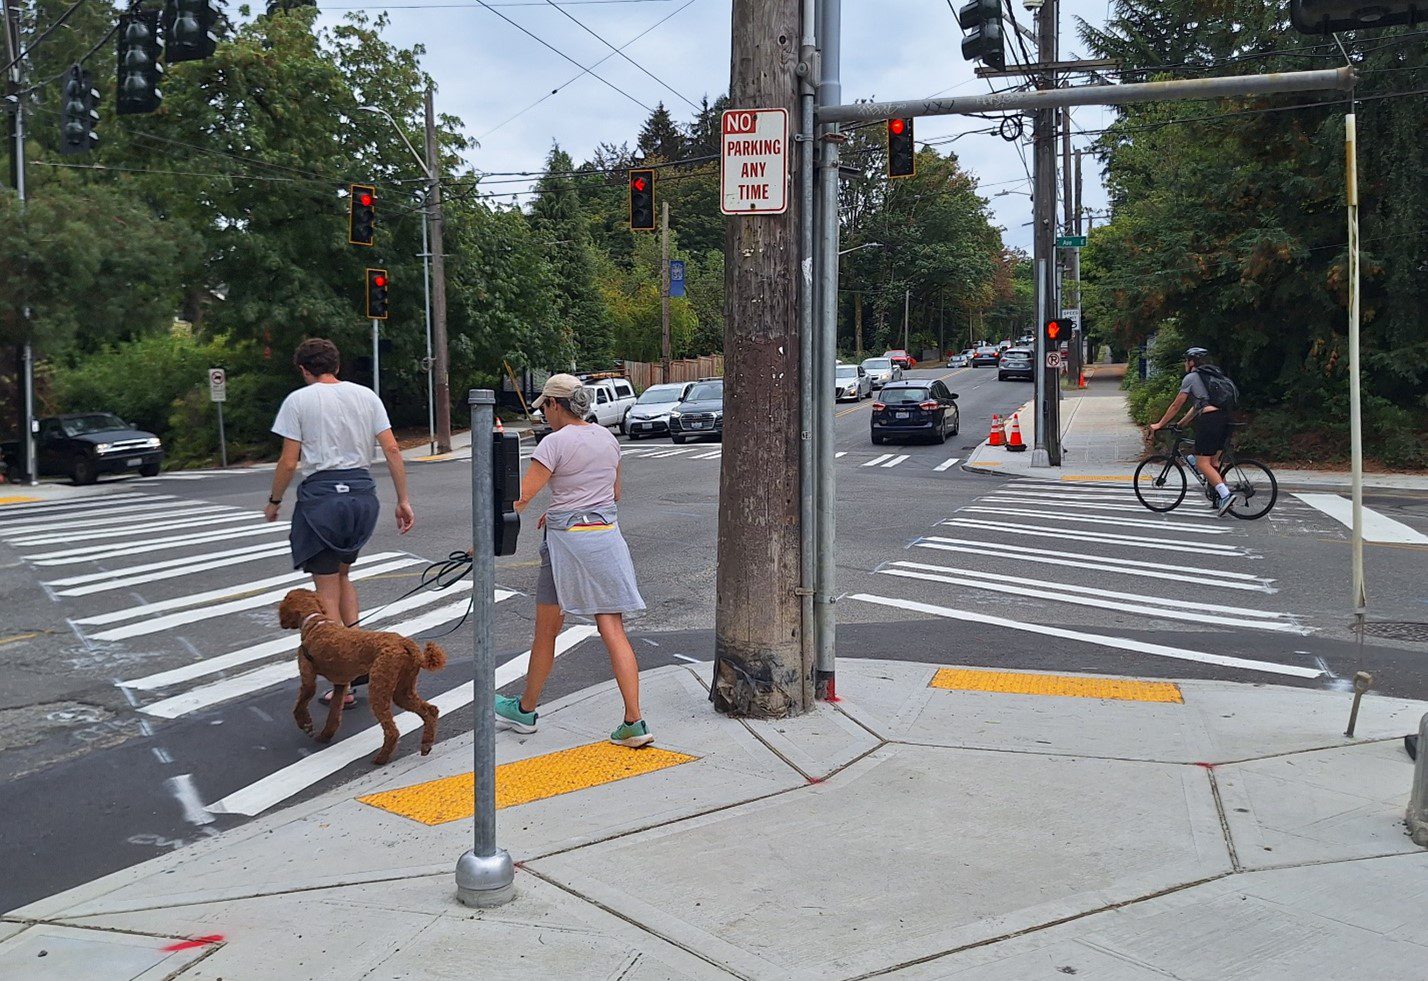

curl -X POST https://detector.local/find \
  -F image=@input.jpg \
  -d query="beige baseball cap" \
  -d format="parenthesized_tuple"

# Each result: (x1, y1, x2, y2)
(532, 373, 583, 409)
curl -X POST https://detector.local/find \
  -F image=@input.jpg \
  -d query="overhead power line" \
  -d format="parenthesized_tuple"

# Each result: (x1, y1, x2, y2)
(541, 0, 700, 110)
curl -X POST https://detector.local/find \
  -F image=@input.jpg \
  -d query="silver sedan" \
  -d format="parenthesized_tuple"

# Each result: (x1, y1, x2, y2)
(836, 363, 872, 401)
(860, 356, 902, 389)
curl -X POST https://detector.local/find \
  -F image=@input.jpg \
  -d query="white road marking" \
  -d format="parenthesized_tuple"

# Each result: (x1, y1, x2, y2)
(138, 592, 511, 719)
(51, 544, 291, 597)
(0, 501, 233, 535)
(940, 518, 1243, 556)
(151, 747, 173, 764)
(647, 448, 698, 459)
(27, 523, 290, 565)
(134, 473, 213, 481)
(835, 452, 848, 459)
(0, 493, 172, 518)
(673, 654, 699, 663)
(983, 495, 1220, 520)
(1294, 493, 1428, 545)
(884, 561, 1303, 631)
(121, 584, 481, 691)
(962, 505, 1233, 534)
(914, 537, 1274, 591)
(45, 541, 291, 588)
(934, 457, 961, 472)
(863, 454, 893, 467)
(881, 454, 910, 468)
(87, 557, 421, 642)
(203, 625, 600, 817)
(692, 450, 723, 460)
(847, 593, 1322, 679)
(13, 510, 261, 547)
(166, 774, 215, 825)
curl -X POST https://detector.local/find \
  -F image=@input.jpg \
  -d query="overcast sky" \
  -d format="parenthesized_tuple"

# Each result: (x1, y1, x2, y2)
(322, 0, 1118, 250)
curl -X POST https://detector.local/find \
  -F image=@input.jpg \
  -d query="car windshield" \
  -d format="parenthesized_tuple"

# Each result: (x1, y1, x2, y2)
(863, 358, 892, 369)
(836, 365, 859, 378)
(880, 387, 929, 405)
(637, 385, 684, 404)
(685, 382, 723, 401)
(1002, 351, 1030, 360)
(61, 414, 128, 436)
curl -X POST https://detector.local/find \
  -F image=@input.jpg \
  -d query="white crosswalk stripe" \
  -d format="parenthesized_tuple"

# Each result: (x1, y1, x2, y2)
(960, 505, 1232, 534)
(27, 522, 290, 565)
(940, 517, 1243, 556)
(13, 510, 262, 547)
(934, 457, 960, 472)
(0, 493, 175, 518)
(47, 542, 292, 596)
(863, 453, 893, 468)
(880, 454, 910, 468)
(0, 504, 239, 537)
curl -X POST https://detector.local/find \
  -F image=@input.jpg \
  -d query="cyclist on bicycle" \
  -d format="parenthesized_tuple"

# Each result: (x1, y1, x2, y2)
(1149, 347, 1239, 516)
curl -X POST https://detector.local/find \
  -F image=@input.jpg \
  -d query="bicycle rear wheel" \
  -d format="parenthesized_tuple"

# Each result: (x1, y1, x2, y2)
(1133, 455, 1187, 512)
(1226, 459, 1277, 520)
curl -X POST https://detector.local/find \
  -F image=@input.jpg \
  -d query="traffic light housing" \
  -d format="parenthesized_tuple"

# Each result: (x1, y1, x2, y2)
(957, 0, 1005, 71)
(1044, 318, 1064, 348)
(366, 268, 389, 320)
(163, 0, 221, 63)
(1291, 0, 1425, 32)
(60, 66, 99, 156)
(628, 168, 655, 231)
(349, 183, 376, 247)
(116, 11, 164, 116)
(887, 117, 915, 178)
(492, 431, 521, 556)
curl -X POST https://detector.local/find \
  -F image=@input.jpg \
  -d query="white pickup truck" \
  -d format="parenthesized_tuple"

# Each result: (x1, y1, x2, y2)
(582, 378, 637, 429)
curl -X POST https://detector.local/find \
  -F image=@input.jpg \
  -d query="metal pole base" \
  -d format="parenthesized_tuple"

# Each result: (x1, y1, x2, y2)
(1029, 448, 1051, 468)
(455, 848, 515, 907)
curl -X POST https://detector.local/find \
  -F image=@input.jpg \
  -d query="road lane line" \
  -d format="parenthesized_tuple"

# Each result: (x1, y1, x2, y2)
(847, 593, 1322, 679)
(940, 518, 1244, 556)
(1294, 493, 1428, 545)
(52, 544, 291, 596)
(863, 454, 893, 467)
(12, 510, 261, 547)
(914, 538, 1273, 591)
(88, 558, 421, 642)
(203, 625, 600, 817)
(45, 541, 291, 588)
(962, 505, 1233, 534)
(26, 523, 290, 565)
(881, 454, 910, 468)
(139, 592, 512, 718)
(934, 457, 960, 472)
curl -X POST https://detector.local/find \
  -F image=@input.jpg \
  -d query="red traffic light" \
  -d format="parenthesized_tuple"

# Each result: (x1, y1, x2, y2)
(631, 176, 647, 192)
(1046, 320, 1061, 340)
(889, 118, 906, 135)
(372, 274, 387, 288)
(359, 192, 373, 206)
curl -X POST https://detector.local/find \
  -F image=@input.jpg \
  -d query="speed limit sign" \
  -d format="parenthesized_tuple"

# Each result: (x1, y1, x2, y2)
(1046, 352, 1063, 369)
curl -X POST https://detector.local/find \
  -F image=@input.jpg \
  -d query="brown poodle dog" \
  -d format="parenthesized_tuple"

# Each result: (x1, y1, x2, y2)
(278, 588, 447, 765)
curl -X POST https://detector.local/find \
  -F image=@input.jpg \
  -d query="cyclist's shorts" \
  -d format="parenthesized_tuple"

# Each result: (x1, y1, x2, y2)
(1193, 410, 1230, 454)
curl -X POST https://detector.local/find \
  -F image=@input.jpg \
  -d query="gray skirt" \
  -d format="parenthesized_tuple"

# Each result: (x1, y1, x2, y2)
(536, 506, 646, 616)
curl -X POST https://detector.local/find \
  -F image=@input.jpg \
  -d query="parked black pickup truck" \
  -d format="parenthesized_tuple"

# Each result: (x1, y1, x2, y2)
(2, 413, 165, 484)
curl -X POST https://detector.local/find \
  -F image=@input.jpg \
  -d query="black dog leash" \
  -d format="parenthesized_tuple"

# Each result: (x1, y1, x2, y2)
(348, 550, 473, 630)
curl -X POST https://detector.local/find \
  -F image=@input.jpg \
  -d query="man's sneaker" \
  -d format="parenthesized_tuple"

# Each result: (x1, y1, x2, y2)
(494, 695, 537, 733)
(1216, 492, 1237, 517)
(610, 719, 655, 748)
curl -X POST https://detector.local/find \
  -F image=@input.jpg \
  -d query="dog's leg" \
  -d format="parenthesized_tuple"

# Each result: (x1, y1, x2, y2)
(316, 681, 348, 743)
(394, 682, 440, 756)
(368, 680, 398, 765)
(294, 649, 317, 736)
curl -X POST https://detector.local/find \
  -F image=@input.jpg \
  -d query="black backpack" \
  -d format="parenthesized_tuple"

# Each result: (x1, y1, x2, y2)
(1195, 365, 1239, 410)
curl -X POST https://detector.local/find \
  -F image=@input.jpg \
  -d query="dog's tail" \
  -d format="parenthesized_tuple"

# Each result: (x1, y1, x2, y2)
(420, 642, 447, 671)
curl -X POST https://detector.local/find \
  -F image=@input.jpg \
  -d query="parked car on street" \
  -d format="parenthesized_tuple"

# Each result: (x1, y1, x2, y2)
(883, 349, 917, 369)
(860, 356, 902, 388)
(998, 347, 1035, 382)
(835, 363, 872, 401)
(871, 380, 959, 445)
(23, 413, 165, 484)
(583, 377, 637, 429)
(622, 382, 693, 439)
(946, 350, 973, 368)
(668, 379, 723, 444)
(971, 346, 1001, 367)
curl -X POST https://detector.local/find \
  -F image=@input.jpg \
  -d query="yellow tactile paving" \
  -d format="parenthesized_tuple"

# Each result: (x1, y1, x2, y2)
(0, 496, 41, 505)
(358, 741, 698, 825)
(929, 668, 1183, 704)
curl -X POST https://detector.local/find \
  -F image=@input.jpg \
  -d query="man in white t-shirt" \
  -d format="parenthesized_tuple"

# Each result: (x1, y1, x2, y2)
(265, 339, 414, 705)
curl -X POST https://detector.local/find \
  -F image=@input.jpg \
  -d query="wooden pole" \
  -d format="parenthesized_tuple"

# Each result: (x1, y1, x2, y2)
(661, 202, 671, 384)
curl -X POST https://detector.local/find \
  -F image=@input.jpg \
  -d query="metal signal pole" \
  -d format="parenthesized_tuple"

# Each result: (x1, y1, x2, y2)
(4, 0, 35, 486)
(1031, 0, 1062, 467)
(424, 86, 452, 454)
(661, 201, 671, 379)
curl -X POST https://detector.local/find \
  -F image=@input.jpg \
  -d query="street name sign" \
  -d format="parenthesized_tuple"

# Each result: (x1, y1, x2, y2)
(1055, 235, 1087, 248)
(208, 367, 227, 403)
(720, 108, 789, 215)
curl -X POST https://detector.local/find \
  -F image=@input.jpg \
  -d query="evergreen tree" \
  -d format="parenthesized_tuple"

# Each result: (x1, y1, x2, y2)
(636, 102, 685, 162)
(530, 144, 612, 364)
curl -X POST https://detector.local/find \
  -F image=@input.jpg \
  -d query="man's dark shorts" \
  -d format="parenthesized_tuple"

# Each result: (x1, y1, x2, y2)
(302, 550, 345, 576)
(1193, 410, 1230, 455)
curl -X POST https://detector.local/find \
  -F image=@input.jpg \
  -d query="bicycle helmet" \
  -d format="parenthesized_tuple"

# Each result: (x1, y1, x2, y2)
(1184, 346, 1210, 366)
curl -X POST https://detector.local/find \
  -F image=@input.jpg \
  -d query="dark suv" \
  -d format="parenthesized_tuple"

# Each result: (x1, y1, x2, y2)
(668, 380, 723, 444)
(871, 380, 959, 444)
(998, 347, 1034, 382)
(34, 413, 165, 484)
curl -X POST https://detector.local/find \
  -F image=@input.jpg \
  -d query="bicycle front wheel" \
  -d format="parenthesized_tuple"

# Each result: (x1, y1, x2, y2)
(1226, 459, 1278, 520)
(1134, 455, 1187, 512)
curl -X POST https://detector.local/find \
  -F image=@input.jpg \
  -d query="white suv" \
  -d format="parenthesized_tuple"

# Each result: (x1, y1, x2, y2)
(582, 378, 637, 429)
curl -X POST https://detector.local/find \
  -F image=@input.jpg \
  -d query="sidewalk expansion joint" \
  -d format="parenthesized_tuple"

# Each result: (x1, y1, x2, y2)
(1204, 766, 1243, 872)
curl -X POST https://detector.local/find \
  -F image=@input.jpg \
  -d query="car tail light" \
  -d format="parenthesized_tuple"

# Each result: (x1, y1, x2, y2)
(872, 402, 885, 411)
(919, 400, 939, 411)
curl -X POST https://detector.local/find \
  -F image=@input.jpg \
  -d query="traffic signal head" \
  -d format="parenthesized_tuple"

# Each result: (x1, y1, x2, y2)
(887, 117, 915, 178)
(349, 184, 376, 247)
(1291, 0, 1425, 32)
(116, 11, 165, 116)
(163, 0, 221, 63)
(1045, 319, 1062, 344)
(366, 268, 389, 320)
(60, 66, 100, 156)
(628, 168, 655, 231)
(957, 0, 1005, 71)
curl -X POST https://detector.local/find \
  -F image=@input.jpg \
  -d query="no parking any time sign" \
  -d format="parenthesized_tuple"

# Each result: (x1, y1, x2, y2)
(720, 108, 789, 215)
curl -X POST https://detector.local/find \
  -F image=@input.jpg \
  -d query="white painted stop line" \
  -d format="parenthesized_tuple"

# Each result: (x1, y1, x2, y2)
(1294, 493, 1428, 545)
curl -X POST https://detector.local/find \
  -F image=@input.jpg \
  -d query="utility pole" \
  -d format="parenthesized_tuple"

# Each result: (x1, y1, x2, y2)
(1061, 109, 1079, 384)
(424, 86, 452, 454)
(902, 288, 910, 353)
(854, 291, 863, 361)
(1030, 0, 1062, 466)
(713, 0, 812, 716)
(1072, 148, 1084, 371)
(4, 0, 34, 487)
(660, 201, 671, 381)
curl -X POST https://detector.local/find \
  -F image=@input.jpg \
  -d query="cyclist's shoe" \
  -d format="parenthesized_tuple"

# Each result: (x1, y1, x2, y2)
(1216, 492, 1237, 517)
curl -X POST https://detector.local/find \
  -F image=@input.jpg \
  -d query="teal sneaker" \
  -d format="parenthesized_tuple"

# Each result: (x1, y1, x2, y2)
(610, 719, 654, 748)
(494, 695, 537, 733)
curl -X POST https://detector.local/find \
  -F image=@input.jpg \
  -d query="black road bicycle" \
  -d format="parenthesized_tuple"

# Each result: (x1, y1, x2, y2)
(1133, 424, 1278, 519)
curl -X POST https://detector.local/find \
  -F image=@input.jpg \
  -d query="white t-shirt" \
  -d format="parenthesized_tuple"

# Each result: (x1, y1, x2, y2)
(271, 381, 392, 477)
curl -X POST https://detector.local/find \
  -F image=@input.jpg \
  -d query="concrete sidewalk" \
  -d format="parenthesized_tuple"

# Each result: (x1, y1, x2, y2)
(404, 419, 537, 464)
(5, 656, 1426, 979)
(966, 366, 1428, 492)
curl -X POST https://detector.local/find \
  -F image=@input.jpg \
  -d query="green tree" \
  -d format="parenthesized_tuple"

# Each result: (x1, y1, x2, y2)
(530, 144, 611, 364)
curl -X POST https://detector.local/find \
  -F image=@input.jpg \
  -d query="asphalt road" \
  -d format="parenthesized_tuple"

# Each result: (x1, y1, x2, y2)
(3, 364, 1427, 912)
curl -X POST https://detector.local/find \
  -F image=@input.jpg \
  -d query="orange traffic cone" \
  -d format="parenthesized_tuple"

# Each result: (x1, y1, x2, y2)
(1078, 371, 1087, 389)
(1006, 413, 1027, 452)
(988, 414, 1005, 447)
(495, 417, 505, 433)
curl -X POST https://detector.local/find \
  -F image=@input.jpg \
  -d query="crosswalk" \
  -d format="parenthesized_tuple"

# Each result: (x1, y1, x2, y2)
(848, 478, 1330, 680)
